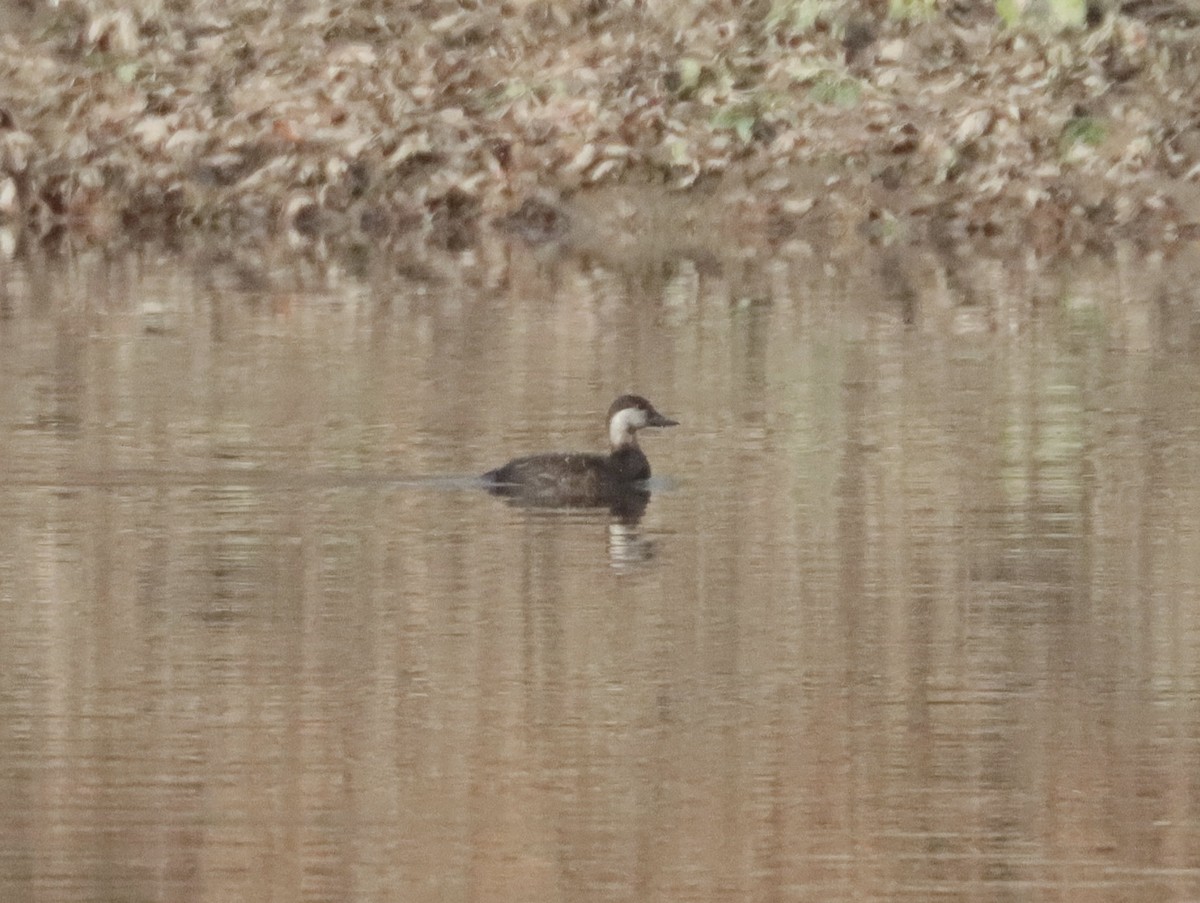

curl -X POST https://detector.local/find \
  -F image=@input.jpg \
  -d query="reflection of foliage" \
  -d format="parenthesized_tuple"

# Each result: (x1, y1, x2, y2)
(1059, 294, 1108, 340)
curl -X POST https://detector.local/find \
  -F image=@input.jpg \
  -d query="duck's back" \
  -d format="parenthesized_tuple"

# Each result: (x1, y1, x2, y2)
(483, 447, 650, 503)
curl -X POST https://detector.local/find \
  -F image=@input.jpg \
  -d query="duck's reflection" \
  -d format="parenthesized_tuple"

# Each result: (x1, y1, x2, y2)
(484, 483, 659, 571)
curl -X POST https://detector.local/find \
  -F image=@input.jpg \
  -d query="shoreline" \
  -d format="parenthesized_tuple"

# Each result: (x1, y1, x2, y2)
(2, 1, 1199, 258)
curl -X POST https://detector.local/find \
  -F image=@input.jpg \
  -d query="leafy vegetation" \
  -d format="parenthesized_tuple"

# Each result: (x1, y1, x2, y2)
(1060, 115, 1107, 155)
(0, 0, 1196, 258)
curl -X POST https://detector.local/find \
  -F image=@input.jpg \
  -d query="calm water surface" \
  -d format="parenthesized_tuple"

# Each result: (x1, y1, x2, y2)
(2, 247, 1200, 902)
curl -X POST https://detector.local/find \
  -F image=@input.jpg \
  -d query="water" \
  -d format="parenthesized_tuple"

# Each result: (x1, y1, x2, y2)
(2, 245, 1199, 902)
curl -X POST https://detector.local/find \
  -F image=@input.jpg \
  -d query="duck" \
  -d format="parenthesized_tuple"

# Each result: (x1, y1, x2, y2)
(482, 394, 678, 507)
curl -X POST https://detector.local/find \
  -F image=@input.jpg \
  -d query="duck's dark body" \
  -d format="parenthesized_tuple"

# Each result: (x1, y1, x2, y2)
(483, 446, 651, 503)
(481, 395, 676, 510)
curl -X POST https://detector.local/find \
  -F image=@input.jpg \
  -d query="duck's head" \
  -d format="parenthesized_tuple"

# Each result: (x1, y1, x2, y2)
(607, 395, 678, 449)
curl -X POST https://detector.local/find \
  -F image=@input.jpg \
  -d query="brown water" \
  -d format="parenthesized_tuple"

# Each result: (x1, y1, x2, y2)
(2, 245, 1199, 903)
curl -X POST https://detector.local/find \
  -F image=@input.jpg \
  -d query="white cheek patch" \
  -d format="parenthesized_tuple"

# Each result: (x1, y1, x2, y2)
(609, 406, 648, 446)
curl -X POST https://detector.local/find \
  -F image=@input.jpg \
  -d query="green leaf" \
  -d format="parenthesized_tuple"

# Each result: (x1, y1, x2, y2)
(808, 74, 861, 107)
(1060, 115, 1105, 153)
(889, 0, 935, 21)
(1049, 0, 1086, 25)
(768, 0, 838, 32)
(678, 58, 704, 92)
(996, 0, 1086, 27)
(995, 0, 1021, 25)
(712, 105, 759, 143)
